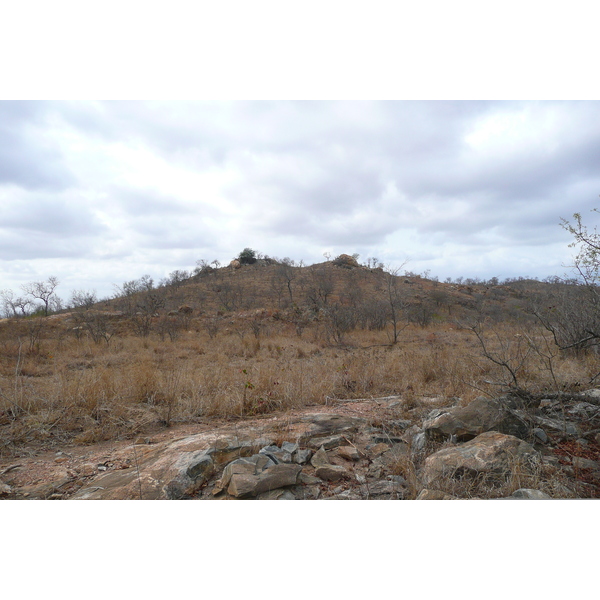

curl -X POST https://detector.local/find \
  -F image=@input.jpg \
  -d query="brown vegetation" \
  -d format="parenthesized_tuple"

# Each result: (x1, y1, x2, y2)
(1, 259, 597, 462)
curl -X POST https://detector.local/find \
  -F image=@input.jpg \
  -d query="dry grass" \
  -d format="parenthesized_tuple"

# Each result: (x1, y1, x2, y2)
(1, 311, 598, 457)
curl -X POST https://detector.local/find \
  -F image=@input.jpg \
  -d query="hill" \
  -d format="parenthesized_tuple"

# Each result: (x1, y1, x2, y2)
(1, 256, 599, 499)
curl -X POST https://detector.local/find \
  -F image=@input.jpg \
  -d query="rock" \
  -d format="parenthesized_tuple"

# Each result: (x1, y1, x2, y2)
(420, 431, 540, 488)
(164, 451, 216, 499)
(337, 446, 360, 461)
(27, 475, 78, 499)
(332, 253, 360, 268)
(371, 435, 405, 445)
(133, 436, 152, 445)
(257, 489, 296, 500)
(213, 457, 262, 494)
(366, 479, 407, 498)
(510, 488, 552, 499)
(298, 472, 321, 485)
(314, 464, 350, 482)
(281, 441, 298, 454)
(227, 464, 302, 498)
(366, 443, 390, 458)
(329, 489, 361, 500)
(259, 445, 293, 463)
(571, 456, 600, 471)
(416, 489, 456, 500)
(207, 438, 257, 465)
(77, 463, 97, 477)
(308, 435, 346, 450)
(411, 431, 427, 452)
(73, 431, 230, 499)
(186, 453, 216, 481)
(423, 396, 530, 442)
(579, 389, 600, 405)
(293, 448, 313, 464)
(301, 413, 364, 438)
(532, 428, 548, 444)
(567, 402, 600, 418)
(388, 419, 412, 431)
(310, 447, 331, 469)
(529, 415, 581, 438)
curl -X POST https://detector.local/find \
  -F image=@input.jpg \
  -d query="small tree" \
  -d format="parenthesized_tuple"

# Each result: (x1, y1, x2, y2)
(532, 207, 600, 355)
(238, 248, 257, 265)
(384, 265, 409, 343)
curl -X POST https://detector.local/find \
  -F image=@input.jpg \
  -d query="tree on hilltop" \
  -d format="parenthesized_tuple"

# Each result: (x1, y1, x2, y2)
(238, 248, 258, 265)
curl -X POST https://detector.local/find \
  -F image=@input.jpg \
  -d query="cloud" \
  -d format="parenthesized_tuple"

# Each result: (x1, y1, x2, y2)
(0, 102, 75, 190)
(1, 100, 600, 299)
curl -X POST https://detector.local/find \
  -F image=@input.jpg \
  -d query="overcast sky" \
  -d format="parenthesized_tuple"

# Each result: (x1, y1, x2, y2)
(1, 100, 599, 301)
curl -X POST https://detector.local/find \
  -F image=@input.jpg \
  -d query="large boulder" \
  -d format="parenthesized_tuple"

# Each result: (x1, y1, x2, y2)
(423, 396, 530, 442)
(332, 254, 360, 268)
(420, 431, 540, 489)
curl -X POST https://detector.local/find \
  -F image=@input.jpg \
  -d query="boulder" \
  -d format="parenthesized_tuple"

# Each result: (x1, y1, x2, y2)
(423, 396, 530, 442)
(420, 431, 540, 488)
(332, 254, 360, 268)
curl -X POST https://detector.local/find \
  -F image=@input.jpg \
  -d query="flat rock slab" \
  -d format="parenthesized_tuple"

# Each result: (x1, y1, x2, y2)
(301, 414, 364, 438)
(227, 464, 302, 498)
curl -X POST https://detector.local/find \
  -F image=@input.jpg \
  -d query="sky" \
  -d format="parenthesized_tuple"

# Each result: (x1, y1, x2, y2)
(1, 2, 599, 306)
(2, 99, 599, 302)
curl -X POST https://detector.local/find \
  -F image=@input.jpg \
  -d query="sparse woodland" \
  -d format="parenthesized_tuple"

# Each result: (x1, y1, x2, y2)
(1, 225, 600, 499)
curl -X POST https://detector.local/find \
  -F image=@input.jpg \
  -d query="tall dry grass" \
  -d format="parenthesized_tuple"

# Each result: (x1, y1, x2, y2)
(1, 314, 598, 456)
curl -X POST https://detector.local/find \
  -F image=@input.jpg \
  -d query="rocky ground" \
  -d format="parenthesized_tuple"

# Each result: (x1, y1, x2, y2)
(2, 391, 600, 500)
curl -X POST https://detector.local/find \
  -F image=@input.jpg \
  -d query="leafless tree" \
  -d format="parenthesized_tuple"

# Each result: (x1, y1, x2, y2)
(21, 276, 60, 317)
(1, 289, 33, 317)
(305, 265, 334, 310)
(274, 258, 298, 306)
